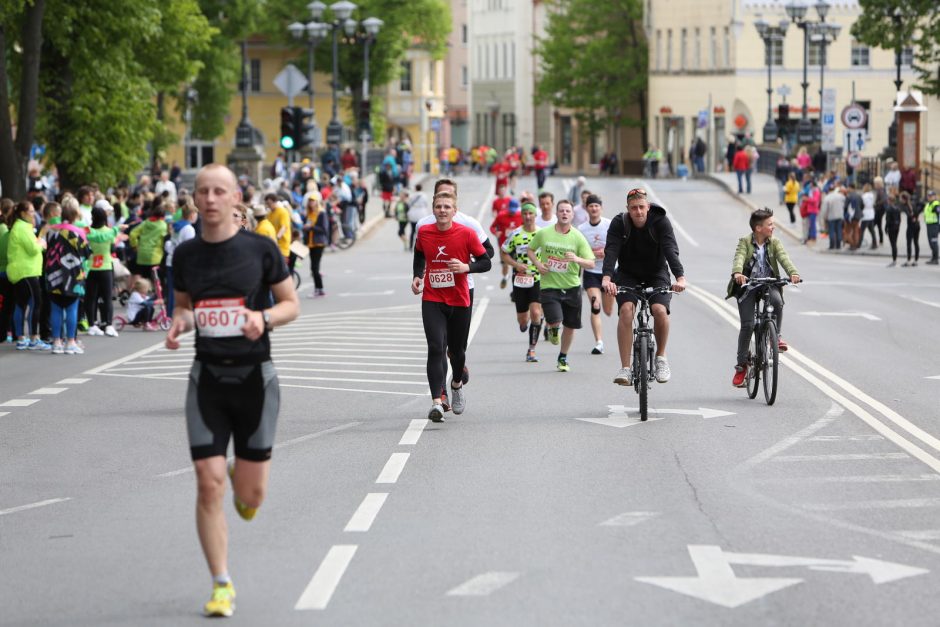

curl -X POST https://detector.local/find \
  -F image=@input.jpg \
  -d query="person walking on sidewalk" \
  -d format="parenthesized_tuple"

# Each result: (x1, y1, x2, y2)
(843, 183, 862, 249)
(733, 145, 752, 194)
(784, 172, 800, 224)
(859, 183, 878, 249)
(873, 176, 887, 246)
(799, 179, 820, 244)
(900, 191, 922, 266)
(924, 190, 939, 265)
(885, 188, 902, 267)
(820, 185, 845, 250)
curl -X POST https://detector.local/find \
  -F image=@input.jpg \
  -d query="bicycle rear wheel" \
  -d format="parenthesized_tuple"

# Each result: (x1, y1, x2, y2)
(636, 334, 649, 421)
(746, 332, 760, 399)
(762, 320, 779, 405)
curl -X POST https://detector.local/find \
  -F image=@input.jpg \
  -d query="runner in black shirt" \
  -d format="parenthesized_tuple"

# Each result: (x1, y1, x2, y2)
(166, 164, 299, 618)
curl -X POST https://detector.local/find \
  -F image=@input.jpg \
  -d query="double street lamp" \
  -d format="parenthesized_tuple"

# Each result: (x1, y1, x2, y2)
(755, 17, 789, 143)
(785, 0, 835, 145)
(288, 12, 330, 149)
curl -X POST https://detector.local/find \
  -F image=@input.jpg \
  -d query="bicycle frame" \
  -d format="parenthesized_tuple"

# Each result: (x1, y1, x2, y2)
(743, 277, 792, 405)
(617, 284, 672, 421)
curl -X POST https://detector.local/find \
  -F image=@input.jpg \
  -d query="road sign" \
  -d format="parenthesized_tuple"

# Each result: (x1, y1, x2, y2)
(326, 120, 343, 145)
(841, 103, 867, 129)
(273, 65, 308, 100)
(776, 84, 791, 101)
(821, 88, 837, 151)
(844, 129, 866, 153)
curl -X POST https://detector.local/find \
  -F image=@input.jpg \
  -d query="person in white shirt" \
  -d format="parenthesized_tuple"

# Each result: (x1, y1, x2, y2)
(578, 195, 613, 355)
(536, 191, 557, 229)
(860, 183, 878, 250)
(883, 162, 901, 192)
(572, 188, 590, 227)
(154, 170, 178, 205)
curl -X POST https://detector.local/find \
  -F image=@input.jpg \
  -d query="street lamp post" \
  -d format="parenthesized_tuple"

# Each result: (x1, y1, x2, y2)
(288, 13, 329, 153)
(815, 22, 841, 105)
(786, 0, 832, 146)
(755, 17, 789, 144)
(308, 0, 357, 147)
(888, 7, 904, 155)
(358, 17, 384, 169)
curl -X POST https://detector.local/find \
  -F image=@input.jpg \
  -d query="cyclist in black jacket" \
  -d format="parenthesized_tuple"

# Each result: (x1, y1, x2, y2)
(602, 187, 686, 386)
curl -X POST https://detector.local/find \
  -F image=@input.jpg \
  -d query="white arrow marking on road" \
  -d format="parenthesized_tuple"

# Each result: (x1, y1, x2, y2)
(577, 405, 735, 428)
(926, 375, 940, 380)
(447, 572, 520, 596)
(636, 545, 802, 609)
(600, 511, 661, 527)
(637, 545, 928, 607)
(338, 290, 394, 297)
(799, 311, 881, 321)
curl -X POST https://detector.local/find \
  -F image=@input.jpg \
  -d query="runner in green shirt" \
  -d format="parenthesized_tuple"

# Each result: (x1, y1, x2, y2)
(526, 199, 595, 371)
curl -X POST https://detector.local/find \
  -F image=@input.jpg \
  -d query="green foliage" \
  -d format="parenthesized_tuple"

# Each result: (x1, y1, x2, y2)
(535, 0, 648, 140)
(852, 0, 940, 96)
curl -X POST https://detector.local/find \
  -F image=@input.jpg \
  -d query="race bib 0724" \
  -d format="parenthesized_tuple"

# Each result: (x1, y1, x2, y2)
(194, 298, 246, 338)
(513, 274, 535, 288)
(546, 256, 569, 273)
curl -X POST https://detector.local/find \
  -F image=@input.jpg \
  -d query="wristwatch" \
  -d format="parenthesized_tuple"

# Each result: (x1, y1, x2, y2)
(262, 310, 273, 332)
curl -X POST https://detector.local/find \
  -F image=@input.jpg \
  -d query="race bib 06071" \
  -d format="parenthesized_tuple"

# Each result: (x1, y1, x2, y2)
(428, 271, 456, 288)
(513, 274, 535, 288)
(194, 298, 246, 338)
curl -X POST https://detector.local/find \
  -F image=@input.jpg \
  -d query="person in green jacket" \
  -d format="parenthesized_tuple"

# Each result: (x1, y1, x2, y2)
(86, 206, 127, 336)
(7, 200, 50, 350)
(727, 208, 800, 387)
(128, 201, 168, 286)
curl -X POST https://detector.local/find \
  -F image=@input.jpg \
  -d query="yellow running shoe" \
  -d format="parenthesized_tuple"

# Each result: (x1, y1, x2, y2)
(228, 461, 258, 522)
(204, 582, 236, 617)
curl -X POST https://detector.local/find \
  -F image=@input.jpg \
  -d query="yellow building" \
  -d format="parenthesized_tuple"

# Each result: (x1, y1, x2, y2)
(381, 48, 445, 174)
(646, 0, 939, 174)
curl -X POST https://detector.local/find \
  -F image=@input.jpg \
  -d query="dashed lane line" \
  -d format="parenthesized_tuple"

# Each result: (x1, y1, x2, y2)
(0, 497, 71, 516)
(294, 545, 358, 611)
(343, 493, 389, 532)
(375, 453, 410, 484)
(29, 388, 67, 395)
(399, 419, 428, 446)
(55, 378, 89, 385)
(446, 572, 521, 597)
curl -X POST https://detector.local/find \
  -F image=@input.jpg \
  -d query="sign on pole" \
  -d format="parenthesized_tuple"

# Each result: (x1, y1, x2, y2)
(821, 88, 837, 151)
(847, 151, 862, 169)
(843, 129, 865, 153)
(841, 103, 867, 130)
(273, 65, 309, 106)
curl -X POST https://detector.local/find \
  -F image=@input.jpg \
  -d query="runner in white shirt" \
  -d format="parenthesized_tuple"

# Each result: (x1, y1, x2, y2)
(536, 191, 557, 229)
(577, 194, 614, 355)
(572, 188, 591, 227)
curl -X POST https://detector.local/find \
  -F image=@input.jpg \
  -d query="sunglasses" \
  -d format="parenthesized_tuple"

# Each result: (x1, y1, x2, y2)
(627, 188, 647, 198)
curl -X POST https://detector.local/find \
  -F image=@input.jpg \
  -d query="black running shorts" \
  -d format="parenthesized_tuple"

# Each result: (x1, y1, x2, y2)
(512, 282, 541, 313)
(186, 360, 280, 461)
(540, 287, 582, 329)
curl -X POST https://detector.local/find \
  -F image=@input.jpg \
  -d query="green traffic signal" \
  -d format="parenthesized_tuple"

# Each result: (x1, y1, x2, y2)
(280, 134, 295, 150)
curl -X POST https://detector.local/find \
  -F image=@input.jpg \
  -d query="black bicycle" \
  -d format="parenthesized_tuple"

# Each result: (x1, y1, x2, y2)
(742, 277, 796, 406)
(617, 285, 673, 422)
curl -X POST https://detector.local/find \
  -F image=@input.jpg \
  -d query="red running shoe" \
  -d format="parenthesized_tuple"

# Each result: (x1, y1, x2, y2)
(778, 338, 788, 352)
(732, 364, 747, 388)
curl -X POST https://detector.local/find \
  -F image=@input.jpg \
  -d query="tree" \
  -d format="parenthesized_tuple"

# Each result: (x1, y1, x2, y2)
(0, 0, 212, 194)
(852, 0, 940, 97)
(535, 0, 648, 153)
(259, 0, 450, 134)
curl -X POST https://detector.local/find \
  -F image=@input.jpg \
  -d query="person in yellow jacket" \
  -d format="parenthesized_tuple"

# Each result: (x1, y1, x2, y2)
(263, 193, 292, 262)
(783, 172, 800, 224)
(252, 205, 277, 242)
(301, 192, 329, 297)
(128, 202, 168, 292)
(6, 201, 49, 350)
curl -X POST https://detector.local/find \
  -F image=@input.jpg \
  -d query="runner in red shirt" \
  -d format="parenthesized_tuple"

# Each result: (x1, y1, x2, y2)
(412, 191, 491, 422)
(533, 145, 549, 190)
(490, 198, 522, 289)
(491, 159, 512, 195)
(506, 149, 521, 193)
(491, 184, 511, 216)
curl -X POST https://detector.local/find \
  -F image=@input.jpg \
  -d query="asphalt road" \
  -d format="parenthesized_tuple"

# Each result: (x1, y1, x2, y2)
(1, 173, 939, 626)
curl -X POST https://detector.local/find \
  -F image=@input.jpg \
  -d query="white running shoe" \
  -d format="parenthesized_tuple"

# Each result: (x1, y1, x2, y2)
(87, 325, 104, 336)
(654, 356, 671, 383)
(104, 325, 119, 337)
(591, 341, 604, 355)
(613, 367, 632, 386)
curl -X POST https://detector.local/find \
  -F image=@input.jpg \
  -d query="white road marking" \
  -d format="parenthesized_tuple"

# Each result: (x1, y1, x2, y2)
(927, 375, 940, 381)
(0, 399, 41, 407)
(280, 383, 426, 396)
(599, 511, 661, 527)
(578, 404, 734, 427)
(0, 412, 8, 418)
(806, 435, 884, 442)
(84, 334, 192, 375)
(280, 375, 426, 386)
(29, 388, 67, 395)
(399, 419, 428, 446)
(446, 572, 520, 596)
(56, 378, 89, 385)
(896, 530, 940, 540)
(771, 453, 909, 462)
(803, 498, 940, 511)
(344, 493, 389, 532)
(376, 452, 410, 484)
(467, 297, 490, 346)
(338, 290, 395, 297)
(686, 284, 940, 474)
(294, 545, 358, 610)
(157, 423, 360, 478)
(476, 189, 496, 224)
(0, 497, 71, 516)
(902, 295, 940, 309)
(739, 405, 841, 468)
(799, 311, 881, 321)
(277, 367, 425, 376)
(755, 474, 940, 484)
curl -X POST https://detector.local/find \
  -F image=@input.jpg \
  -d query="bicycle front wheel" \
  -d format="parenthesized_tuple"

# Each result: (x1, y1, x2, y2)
(762, 320, 779, 405)
(746, 332, 760, 399)
(636, 334, 649, 421)
(335, 236, 355, 250)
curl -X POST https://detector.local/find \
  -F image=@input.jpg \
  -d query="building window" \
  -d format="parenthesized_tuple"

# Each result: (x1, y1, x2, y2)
(766, 38, 783, 67)
(710, 26, 717, 69)
(680, 28, 687, 70)
(666, 29, 673, 71)
(560, 116, 573, 165)
(510, 42, 515, 78)
(461, 24, 468, 44)
(693, 27, 701, 70)
(186, 142, 215, 169)
(901, 46, 914, 67)
(484, 43, 490, 78)
(655, 30, 662, 71)
(502, 112, 516, 149)
(723, 26, 730, 68)
(462, 65, 468, 87)
(400, 60, 412, 91)
(239, 59, 261, 93)
(851, 40, 870, 67)
(808, 40, 824, 66)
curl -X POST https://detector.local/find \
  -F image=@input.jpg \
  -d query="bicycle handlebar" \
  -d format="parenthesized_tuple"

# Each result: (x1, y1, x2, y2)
(615, 285, 675, 296)
(744, 277, 802, 287)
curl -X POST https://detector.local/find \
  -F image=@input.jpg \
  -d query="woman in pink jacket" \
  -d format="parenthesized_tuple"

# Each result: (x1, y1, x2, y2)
(799, 179, 821, 244)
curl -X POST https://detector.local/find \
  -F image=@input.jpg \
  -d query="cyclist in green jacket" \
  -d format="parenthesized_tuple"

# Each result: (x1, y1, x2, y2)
(727, 208, 800, 387)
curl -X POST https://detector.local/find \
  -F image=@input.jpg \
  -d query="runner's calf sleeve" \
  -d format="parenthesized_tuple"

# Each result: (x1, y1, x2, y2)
(529, 322, 541, 347)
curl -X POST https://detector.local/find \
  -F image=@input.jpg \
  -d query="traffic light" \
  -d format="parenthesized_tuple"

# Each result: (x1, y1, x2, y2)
(778, 103, 789, 124)
(292, 107, 315, 151)
(280, 106, 295, 151)
(358, 99, 372, 133)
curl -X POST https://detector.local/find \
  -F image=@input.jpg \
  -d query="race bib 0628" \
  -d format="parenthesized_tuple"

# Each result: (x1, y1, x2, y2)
(513, 274, 535, 288)
(428, 271, 456, 289)
(546, 256, 569, 273)
(194, 298, 246, 338)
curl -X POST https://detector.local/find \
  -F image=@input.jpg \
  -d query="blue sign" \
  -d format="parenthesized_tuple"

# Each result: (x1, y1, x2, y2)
(823, 114, 835, 125)
(430, 118, 441, 132)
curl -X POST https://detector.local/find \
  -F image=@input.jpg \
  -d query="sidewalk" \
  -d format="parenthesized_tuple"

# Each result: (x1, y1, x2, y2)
(705, 171, 893, 258)
(357, 172, 432, 239)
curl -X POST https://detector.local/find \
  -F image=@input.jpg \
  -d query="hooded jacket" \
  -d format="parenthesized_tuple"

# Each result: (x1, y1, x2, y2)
(45, 224, 91, 297)
(602, 203, 684, 283)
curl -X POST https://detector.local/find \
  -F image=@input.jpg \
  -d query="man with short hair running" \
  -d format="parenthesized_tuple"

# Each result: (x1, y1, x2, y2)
(412, 191, 491, 421)
(526, 199, 595, 372)
(501, 201, 543, 362)
(602, 187, 685, 386)
(167, 164, 300, 618)
(536, 191, 557, 228)
(577, 194, 613, 355)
